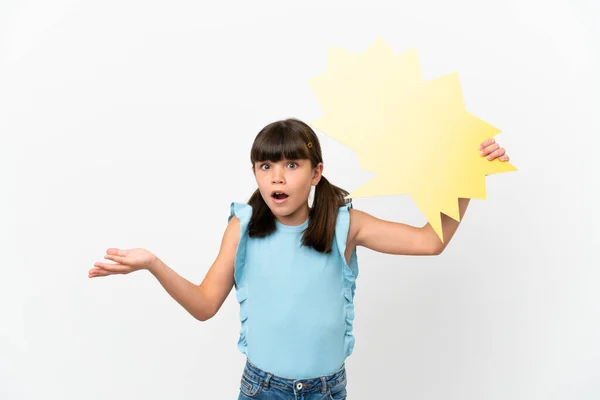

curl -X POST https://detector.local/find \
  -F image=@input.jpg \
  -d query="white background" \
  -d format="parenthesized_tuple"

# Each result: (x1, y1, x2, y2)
(1, 0, 598, 399)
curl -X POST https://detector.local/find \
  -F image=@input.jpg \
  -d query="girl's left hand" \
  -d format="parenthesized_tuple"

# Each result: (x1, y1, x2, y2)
(480, 138, 509, 162)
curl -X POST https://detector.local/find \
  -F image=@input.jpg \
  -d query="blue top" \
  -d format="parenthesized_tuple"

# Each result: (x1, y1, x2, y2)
(228, 202, 359, 379)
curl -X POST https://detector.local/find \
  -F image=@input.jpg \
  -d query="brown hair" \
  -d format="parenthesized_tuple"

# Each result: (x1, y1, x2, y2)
(247, 118, 350, 253)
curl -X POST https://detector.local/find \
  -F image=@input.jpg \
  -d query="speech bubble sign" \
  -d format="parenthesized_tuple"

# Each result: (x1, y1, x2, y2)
(309, 37, 516, 241)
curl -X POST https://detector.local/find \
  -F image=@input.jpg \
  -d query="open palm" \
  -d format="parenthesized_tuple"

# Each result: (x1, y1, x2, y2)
(89, 247, 157, 278)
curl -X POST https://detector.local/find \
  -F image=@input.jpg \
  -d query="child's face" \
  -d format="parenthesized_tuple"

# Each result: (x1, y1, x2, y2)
(253, 158, 323, 222)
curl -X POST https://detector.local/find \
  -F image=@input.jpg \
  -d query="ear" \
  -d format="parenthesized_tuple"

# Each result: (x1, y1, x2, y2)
(311, 162, 323, 186)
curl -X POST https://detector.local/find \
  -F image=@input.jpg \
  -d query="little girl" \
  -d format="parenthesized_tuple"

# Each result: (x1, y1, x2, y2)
(89, 118, 510, 399)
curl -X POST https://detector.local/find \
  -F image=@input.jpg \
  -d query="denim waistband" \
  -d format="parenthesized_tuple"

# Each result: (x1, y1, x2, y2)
(242, 359, 347, 394)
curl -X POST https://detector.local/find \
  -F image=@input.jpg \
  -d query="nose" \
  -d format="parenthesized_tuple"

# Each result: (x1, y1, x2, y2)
(271, 165, 285, 184)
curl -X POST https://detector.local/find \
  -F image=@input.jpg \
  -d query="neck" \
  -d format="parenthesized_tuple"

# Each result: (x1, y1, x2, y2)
(275, 203, 310, 226)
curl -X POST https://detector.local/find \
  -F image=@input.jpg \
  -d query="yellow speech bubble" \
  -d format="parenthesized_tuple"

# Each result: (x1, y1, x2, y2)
(309, 37, 516, 241)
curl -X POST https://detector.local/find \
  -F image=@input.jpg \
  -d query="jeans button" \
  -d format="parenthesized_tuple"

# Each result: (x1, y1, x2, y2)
(296, 382, 303, 390)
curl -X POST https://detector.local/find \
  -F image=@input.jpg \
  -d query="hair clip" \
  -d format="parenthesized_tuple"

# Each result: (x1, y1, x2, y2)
(307, 142, 313, 149)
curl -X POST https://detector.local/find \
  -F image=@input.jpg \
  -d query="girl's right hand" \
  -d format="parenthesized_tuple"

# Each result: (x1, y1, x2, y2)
(89, 248, 158, 278)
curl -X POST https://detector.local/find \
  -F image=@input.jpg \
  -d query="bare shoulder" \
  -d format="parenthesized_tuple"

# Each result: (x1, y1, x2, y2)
(224, 215, 241, 247)
(347, 208, 367, 248)
(196, 214, 241, 319)
(208, 215, 240, 274)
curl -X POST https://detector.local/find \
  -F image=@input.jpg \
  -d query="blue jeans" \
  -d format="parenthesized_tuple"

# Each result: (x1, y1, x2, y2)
(238, 359, 348, 400)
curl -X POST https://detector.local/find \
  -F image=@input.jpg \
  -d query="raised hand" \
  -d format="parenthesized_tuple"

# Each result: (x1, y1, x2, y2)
(89, 247, 158, 278)
(480, 138, 509, 161)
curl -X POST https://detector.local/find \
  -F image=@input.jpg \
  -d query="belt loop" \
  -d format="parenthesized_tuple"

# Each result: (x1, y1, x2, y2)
(320, 376, 328, 394)
(264, 373, 272, 389)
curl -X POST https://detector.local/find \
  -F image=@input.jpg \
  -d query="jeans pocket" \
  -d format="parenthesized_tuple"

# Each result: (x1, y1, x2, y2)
(240, 373, 263, 398)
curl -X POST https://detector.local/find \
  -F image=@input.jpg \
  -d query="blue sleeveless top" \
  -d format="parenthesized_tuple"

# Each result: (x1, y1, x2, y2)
(228, 202, 359, 379)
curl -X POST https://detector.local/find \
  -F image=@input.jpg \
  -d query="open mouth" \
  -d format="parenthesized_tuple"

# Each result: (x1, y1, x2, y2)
(271, 191, 289, 201)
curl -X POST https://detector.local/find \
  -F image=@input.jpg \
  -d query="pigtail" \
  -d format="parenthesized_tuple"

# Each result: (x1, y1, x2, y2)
(303, 176, 350, 253)
(247, 189, 277, 238)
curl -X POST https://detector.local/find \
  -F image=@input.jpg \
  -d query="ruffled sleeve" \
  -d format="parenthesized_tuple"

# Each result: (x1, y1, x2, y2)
(228, 202, 252, 355)
(334, 202, 359, 357)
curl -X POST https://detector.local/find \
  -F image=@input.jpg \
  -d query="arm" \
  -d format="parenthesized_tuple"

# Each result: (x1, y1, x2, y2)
(91, 217, 240, 320)
(91, 218, 239, 320)
(347, 137, 509, 257)
(348, 199, 468, 257)
(421, 198, 470, 254)
(147, 217, 239, 321)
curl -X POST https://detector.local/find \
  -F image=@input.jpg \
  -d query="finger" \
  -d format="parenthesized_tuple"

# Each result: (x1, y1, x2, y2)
(104, 254, 127, 265)
(94, 262, 130, 274)
(479, 138, 495, 150)
(89, 266, 114, 277)
(499, 154, 510, 162)
(89, 268, 113, 278)
(486, 147, 506, 161)
(480, 143, 499, 156)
